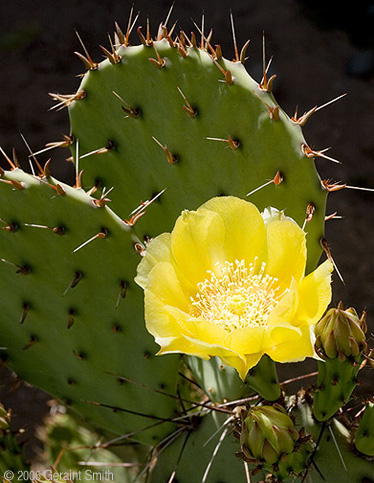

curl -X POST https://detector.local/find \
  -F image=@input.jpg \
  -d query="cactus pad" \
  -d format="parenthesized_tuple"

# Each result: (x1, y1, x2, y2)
(68, 37, 328, 274)
(0, 168, 179, 443)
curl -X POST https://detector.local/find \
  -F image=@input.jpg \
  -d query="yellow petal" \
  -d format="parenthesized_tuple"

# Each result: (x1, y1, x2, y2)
(220, 352, 263, 381)
(158, 332, 247, 368)
(267, 324, 302, 344)
(146, 261, 193, 311)
(187, 317, 230, 347)
(263, 218, 306, 288)
(265, 325, 315, 363)
(156, 336, 211, 360)
(135, 233, 173, 289)
(171, 208, 225, 286)
(267, 281, 298, 327)
(226, 326, 267, 354)
(296, 259, 333, 325)
(201, 196, 266, 264)
(145, 289, 230, 354)
(144, 291, 193, 338)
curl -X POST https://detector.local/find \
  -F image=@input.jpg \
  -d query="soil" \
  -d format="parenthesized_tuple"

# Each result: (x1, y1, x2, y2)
(0, 0, 373, 463)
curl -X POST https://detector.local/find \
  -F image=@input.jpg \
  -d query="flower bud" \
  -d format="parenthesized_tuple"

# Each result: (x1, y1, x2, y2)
(241, 406, 299, 465)
(314, 302, 366, 360)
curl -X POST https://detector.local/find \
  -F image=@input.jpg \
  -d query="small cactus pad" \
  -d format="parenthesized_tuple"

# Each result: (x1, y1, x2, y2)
(0, 168, 179, 443)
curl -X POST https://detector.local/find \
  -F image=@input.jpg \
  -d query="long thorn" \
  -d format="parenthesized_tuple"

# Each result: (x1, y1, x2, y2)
(328, 424, 347, 472)
(316, 93, 348, 113)
(75, 30, 98, 70)
(200, 11, 205, 48)
(148, 44, 165, 67)
(345, 184, 374, 192)
(85, 400, 188, 424)
(246, 171, 282, 196)
(163, 1, 175, 29)
(125, 5, 134, 45)
(49, 91, 86, 111)
(177, 86, 197, 118)
(134, 428, 184, 483)
(0, 146, 17, 170)
(112, 91, 140, 118)
(302, 144, 342, 164)
(80, 141, 114, 159)
(152, 136, 178, 164)
(190, 17, 216, 57)
(32, 135, 73, 157)
(320, 237, 345, 285)
(73, 230, 107, 253)
(167, 430, 191, 483)
(205, 136, 239, 149)
(240, 39, 250, 64)
(106, 372, 227, 414)
(19, 132, 44, 176)
(203, 415, 234, 447)
(292, 93, 347, 125)
(301, 422, 326, 483)
(230, 10, 239, 62)
(202, 426, 230, 483)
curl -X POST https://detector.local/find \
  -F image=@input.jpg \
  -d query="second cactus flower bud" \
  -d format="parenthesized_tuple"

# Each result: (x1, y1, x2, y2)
(314, 301, 367, 360)
(243, 405, 297, 464)
(234, 404, 311, 479)
(313, 302, 368, 421)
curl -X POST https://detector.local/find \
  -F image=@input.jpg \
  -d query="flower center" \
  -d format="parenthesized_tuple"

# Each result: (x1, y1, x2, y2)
(191, 259, 286, 332)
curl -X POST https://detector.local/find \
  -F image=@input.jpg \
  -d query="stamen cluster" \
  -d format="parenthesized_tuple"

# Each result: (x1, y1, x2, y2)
(191, 259, 285, 332)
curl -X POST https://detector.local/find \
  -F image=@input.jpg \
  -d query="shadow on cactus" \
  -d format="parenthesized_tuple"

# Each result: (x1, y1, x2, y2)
(0, 5, 373, 483)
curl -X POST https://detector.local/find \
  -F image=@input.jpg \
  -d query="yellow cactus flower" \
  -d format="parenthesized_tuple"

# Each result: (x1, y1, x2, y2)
(135, 196, 333, 380)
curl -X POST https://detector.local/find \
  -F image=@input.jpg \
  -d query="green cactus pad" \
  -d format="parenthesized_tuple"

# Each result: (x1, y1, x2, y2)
(68, 37, 327, 274)
(0, 168, 180, 443)
(313, 358, 360, 422)
(355, 402, 374, 457)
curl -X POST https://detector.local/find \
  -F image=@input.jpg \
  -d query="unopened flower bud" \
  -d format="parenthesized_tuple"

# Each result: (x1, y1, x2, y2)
(314, 302, 366, 360)
(241, 406, 299, 465)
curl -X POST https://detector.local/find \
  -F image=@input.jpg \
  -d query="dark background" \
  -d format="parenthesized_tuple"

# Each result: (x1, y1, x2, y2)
(0, 0, 373, 461)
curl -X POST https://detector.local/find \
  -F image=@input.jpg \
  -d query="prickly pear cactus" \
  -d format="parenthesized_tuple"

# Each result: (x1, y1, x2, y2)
(0, 8, 373, 483)
(0, 10, 326, 438)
